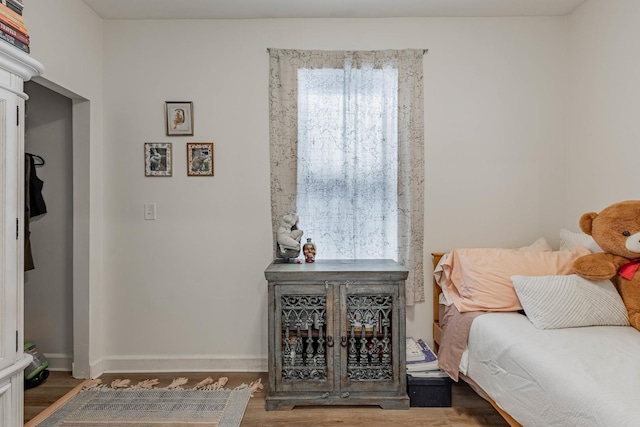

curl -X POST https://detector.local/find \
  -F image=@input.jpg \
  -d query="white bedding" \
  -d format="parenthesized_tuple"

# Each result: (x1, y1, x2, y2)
(466, 313, 640, 427)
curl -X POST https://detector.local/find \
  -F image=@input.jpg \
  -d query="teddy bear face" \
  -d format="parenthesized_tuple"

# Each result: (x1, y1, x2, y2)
(585, 201, 640, 259)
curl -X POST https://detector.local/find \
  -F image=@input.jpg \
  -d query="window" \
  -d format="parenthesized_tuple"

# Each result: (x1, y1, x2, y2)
(296, 67, 398, 259)
(268, 49, 425, 304)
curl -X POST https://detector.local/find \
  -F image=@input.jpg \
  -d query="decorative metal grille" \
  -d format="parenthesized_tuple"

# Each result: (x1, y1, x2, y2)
(281, 295, 327, 381)
(346, 294, 393, 381)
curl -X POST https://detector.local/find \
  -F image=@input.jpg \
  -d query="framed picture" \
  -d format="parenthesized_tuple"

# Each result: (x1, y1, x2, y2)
(165, 101, 194, 136)
(144, 142, 172, 177)
(187, 142, 214, 176)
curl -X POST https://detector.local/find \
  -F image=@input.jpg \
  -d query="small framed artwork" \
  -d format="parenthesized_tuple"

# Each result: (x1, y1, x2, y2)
(187, 142, 214, 176)
(165, 101, 194, 136)
(144, 142, 172, 177)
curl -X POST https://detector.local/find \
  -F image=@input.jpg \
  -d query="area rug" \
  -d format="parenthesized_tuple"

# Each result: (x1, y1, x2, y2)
(28, 377, 262, 427)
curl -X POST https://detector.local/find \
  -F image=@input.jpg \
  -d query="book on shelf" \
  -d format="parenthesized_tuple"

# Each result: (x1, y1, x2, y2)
(1, 0, 22, 15)
(0, 3, 25, 30)
(407, 358, 439, 372)
(0, 18, 28, 45)
(407, 369, 449, 378)
(406, 336, 437, 362)
(406, 337, 439, 371)
(0, 10, 25, 30)
(0, 14, 24, 32)
(0, 29, 28, 53)
(4, 1, 20, 16)
(3, 0, 24, 8)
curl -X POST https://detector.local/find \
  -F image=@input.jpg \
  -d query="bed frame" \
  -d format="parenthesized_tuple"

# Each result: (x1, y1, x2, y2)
(431, 253, 522, 427)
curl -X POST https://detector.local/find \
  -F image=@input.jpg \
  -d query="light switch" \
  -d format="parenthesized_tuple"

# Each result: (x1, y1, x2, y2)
(144, 203, 156, 220)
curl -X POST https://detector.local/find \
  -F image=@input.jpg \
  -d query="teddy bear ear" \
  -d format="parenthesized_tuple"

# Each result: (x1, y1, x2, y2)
(579, 212, 598, 235)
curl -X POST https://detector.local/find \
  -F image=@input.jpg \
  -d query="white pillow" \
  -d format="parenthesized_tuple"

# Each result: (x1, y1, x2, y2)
(519, 237, 552, 252)
(434, 252, 454, 306)
(559, 228, 602, 253)
(512, 274, 629, 329)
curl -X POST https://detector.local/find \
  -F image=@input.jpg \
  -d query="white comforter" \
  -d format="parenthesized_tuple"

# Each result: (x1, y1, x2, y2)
(466, 313, 640, 427)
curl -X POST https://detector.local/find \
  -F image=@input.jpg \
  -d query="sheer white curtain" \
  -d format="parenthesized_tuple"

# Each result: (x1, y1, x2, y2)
(297, 67, 398, 259)
(268, 49, 425, 305)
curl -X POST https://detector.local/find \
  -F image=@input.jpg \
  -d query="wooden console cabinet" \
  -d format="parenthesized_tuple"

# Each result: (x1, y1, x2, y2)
(264, 259, 409, 410)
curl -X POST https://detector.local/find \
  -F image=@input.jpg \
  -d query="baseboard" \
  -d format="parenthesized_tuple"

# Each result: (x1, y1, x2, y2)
(89, 358, 104, 379)
(43, 353, 73, 371)
(92, 355, 267, 375)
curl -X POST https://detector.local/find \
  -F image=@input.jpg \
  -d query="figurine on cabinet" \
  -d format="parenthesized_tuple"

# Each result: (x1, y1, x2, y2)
(303, 238, 316, 263)
(276, 214, 303, 259)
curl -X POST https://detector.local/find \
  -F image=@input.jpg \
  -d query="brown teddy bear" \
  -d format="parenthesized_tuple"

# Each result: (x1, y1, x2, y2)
(573, 200, 640, 331)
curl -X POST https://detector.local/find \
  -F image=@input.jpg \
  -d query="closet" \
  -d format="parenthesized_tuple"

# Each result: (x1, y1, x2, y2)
(0, 43, 43, 425)
(23, 81, 74, 374)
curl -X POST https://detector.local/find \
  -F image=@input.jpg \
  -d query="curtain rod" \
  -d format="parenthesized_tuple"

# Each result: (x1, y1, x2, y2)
(267, 48, 428, 53)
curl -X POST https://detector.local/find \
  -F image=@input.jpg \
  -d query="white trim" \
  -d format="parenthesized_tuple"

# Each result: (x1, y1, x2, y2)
(92, 355, 267, 375)
(89, 358, 104, 379)
(42, 353, 73, 372)
(0, 43, 44, 81)
(0, 382, 10, 395)
(0, 354, 32, 379)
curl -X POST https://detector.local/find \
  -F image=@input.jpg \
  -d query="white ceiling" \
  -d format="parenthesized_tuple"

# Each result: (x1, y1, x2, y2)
(80, 0, 587, 20)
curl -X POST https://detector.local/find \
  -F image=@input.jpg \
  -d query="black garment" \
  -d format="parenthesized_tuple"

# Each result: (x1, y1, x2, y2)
(24, 154, 47, 271)
(27, 154, 47, 217)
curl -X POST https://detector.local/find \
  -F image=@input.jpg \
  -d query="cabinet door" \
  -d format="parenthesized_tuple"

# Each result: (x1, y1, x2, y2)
(273, 284, 335, 393)
(0, 87, 19, 373)
(339, 282, 400, 392)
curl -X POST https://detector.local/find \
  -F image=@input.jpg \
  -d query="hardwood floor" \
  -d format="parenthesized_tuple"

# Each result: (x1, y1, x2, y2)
(24, 371, 509, 426)
(23, 371, 85, 423)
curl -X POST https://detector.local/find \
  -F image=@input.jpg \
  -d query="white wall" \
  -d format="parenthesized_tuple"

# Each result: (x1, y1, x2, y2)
(566, 0, 640, 223)
(24, 0, 104, 377)
(18, 0, 578, 373)
(97, 16, 567, 370)
(20, 0, 639, 376)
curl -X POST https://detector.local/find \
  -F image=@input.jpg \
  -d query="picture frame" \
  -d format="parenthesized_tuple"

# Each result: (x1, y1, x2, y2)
(187, 142, 214, 176)
(165, 101, 194, 136)
(144, 142, 172, 177)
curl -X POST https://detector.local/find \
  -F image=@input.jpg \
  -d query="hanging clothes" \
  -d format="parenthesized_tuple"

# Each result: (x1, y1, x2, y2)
(27, 153, 47, 217)
(24, 154, 47, 271)
(24, 154, 34, 271)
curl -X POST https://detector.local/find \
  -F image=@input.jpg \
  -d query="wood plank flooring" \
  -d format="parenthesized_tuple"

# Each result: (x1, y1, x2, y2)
(24, 371, 509, 426)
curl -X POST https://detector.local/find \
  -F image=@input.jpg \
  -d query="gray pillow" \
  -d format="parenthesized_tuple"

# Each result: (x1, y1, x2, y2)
(512, 274, 629, 329)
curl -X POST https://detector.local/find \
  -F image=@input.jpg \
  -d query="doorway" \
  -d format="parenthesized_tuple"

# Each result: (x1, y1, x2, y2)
(23, 81, 74, 372)
(23, 78, 91, 379)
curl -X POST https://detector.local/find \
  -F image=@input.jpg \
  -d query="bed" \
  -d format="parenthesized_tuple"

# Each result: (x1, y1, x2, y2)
(431, 245, 640, 427)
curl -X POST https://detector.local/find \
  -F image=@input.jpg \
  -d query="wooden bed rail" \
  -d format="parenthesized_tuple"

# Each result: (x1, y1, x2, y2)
(432, 253, 444, 354)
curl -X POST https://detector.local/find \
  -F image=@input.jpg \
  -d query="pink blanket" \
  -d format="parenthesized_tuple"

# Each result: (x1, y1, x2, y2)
(438, 303, 486, 381)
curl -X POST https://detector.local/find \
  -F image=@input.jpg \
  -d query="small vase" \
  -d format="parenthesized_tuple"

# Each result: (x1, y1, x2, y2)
(303, 238, 316, 263)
